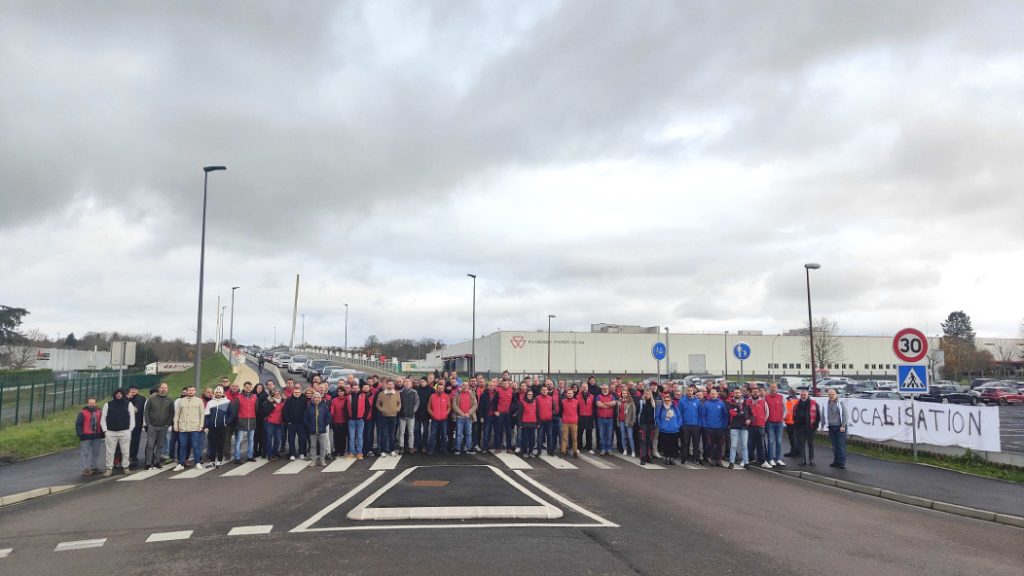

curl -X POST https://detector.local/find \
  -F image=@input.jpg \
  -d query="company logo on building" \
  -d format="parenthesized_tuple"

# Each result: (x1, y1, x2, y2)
(510, 336, 526, 349)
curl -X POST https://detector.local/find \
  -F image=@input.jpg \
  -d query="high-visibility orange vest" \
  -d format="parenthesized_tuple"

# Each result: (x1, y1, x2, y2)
(784, 398, 799, 425)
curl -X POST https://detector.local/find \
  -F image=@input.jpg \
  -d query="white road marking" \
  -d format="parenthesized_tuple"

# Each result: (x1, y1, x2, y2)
(54, 538, 106, 551)
(273, 459, 313, 475)
(145, 530, 193, 542)
(119, 466, 171, 482)
(228, 525, 273, 536)
(513, 470, 619, 527)
(323, 457, 356, 473)
(346, 465, 562, 521)
(368, 455, 402, 471)
(682, 463, 705, 470)
(577, 454, 616, 469)
(539, 454, 578, 470)
(611, 453, 664, 470)
(494, 452, 532, 470)
(0, 548, 12, 558)
(172, 466, 215, 479)
(221, 459, 269, 477)
(290, 471, 386, 532)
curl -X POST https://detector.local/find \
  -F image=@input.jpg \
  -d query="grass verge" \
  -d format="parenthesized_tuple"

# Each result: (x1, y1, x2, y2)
(832, 438, 1024, 484)
(0, 354, 232, 463)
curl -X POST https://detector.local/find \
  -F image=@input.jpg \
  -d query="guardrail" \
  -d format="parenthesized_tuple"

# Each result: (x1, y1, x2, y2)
(0, 372, 161, 427)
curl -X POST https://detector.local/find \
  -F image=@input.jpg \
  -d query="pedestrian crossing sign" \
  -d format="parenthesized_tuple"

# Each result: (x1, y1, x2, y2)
(898, 365, 928, 394)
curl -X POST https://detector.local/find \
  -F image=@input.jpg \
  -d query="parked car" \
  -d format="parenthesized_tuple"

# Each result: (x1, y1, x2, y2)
(854, 391, 905, 400)
(978, 384, 1024, 406)
(273, 354, 292, 367)
(287, 355, 309, 374)
(916, 385, 979, 405)
(304, 359, 332, 379)
(970, 377, 998, 389)
(874, 380, 897, 390)
(778, 377, 807, 389)
(325, 369, 368, 389)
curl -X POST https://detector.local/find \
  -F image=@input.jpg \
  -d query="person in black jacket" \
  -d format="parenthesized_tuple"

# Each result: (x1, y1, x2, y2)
(283, 386, 308, 460)
(414, 377, 434, 452)
(635, 389, 657, 465)
(125, 386, 147, 470)
(793, 389, 822, 466)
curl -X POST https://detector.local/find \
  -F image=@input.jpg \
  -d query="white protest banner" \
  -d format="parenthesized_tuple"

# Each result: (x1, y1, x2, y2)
(813, 398, 1001, 452)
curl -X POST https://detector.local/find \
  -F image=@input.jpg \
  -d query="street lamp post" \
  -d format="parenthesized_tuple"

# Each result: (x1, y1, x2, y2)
(770, 333, 781, 383)
(229, 286, 239, 348)
(344, 304, 349, 351)
(547, 314, 556, 377)
(467, 274, 476, 375)
(194, 165, 226, 389)
(805, 262, 822, 396)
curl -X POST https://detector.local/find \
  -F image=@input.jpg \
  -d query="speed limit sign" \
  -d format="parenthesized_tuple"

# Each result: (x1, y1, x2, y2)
(893, 328, 928, 363)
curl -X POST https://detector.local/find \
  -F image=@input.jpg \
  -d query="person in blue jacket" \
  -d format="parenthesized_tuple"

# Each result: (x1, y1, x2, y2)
(700, 388, 730, 467)
(678, 388, 703, 465)
(655, 393, 683, 465)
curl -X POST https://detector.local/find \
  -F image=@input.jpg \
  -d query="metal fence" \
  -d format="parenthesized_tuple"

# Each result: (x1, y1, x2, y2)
(0, 371, 161, 427)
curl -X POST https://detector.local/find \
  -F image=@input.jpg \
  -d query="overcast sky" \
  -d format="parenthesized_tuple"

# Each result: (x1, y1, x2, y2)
(2, 1, 1023, 350)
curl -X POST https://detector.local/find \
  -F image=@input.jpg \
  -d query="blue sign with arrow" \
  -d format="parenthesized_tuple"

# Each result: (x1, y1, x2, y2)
(733, 342, 751, 361)
(651, 342, 667, 361)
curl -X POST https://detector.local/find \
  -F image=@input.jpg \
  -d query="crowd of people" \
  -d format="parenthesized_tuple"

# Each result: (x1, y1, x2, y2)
(76, 370, 851, 477)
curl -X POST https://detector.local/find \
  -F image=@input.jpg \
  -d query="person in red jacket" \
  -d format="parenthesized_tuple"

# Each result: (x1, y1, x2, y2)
(578, 385, 596, 454)
(346, 384, 373, 460)
(330, 387, 348, 458)
(536, 386, 555, 457)
(595, 384, 617, 455)
(764, 383, 787, 467)
(560, 389, 580, 458)
(427, 384, 451, 455)
(495, 379, 515, 453)
(746, 387, 770, 468)
(260, 391, 285, 460)
(518, 390, 539, 458)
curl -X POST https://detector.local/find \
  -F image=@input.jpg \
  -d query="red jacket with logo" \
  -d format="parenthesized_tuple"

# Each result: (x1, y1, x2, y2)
(560, 398, 579, 424)
(596, 394, 616, 419)
(536, 395, 554, 421)
(496, 386, 514, 414)
(429, 393, 451, 421)
(330, 395, 348, 424)
(764, 393, 785, 424)
(578, 393, 595, 417)
(747, 398, 769, 427)
(520, 400, 537, 424)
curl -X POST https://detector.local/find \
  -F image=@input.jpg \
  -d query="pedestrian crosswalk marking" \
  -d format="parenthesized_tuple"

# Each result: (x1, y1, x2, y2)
(228, 525, 273, 536)
(611, 453, 665, 470)
(221, 459, 269, 477)
(538, 454, 578, 470)
(145, 530, 192, 543)
(494, 452, 532, 470)
(577, 454, 617, 469)
(273, 459, 313, 475)
(0, 548, 12, 559)
(119, 466, 171, 482)
(369, 455, 402, 471)
(171, 466, 214, 479)
(54, 538, 106, 552)
(323, 458, 356, 473)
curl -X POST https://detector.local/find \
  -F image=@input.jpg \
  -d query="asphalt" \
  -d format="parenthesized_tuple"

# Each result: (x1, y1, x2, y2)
(1, 449, 1022, 576)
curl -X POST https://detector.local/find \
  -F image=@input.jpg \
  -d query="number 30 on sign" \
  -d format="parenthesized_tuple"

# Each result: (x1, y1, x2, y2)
(892, 327, 928, 363)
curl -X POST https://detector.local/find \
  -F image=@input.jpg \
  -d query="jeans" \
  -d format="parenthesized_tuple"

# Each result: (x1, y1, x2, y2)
(414, 418, 430, 451)
(729, 428, 749, 465)
(597, 418, 614, 453)
(749, 426, 766, 463)
(455, 417, 473, 452)
(234, 429, 255, 460)
(579, 416, 595, 450)
(144, 425, 167, 467)
(165, 426, 175, 458)
(428, 420, 448, 454)
(618, 421, 635, 455)
(178, 430, 204, 465)
(482, 414, 498, 450)
(264, 423, 282, 458)
(397, 417, 415, 450)
(539, 421, 555, 454)
(129, 425, 143, 466)
(552, 417, 562, 453)
(495, 413, 512, 450)
(519, 426, 536, 455)
(288, 424, 308, 457)
(80, 438, 103, 471)
(104, 430, 131, 469)
(347, 419, 365, 455)
(363, 418, 376, 455)
(766, 422, 784, 461)
(828, 426, 847, 465)
(797, 428, 815, 462)
(379, 416, 397, 454)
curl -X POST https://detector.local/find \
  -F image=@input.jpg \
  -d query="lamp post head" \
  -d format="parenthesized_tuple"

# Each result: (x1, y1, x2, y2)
(232, 286, 240, 291)
(804, 263, 821, 270)
(548, 314, 556, 319)
(203, 166, 227, 173)
(467, 274, 476, 279)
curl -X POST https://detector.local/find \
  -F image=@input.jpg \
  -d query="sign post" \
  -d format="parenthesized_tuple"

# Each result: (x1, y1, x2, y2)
(894, 329, 929, 460)
(652, 342, 667, 380)
(732, 342, 751, 379)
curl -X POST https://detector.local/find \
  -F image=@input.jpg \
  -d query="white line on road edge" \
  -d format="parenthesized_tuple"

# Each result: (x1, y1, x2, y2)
(346, 465, 562, 521)
(513, 470, 619, 528)
(145, 530, 193, 543)
(368, 455, 402, 471)
(119, 466, 172, 482)
(494, 452, 532, 470)
(323, 457, 356, 473)
(171, 466, 215, 479)
(539, 454, 578, 470)
(54, 538, 107, 552)
(577, 454, 616, 470)
(0, 548, 12, 558)
(290, 471, 386, 532)
(274, 459, 313, 475)
(228, 525, 273, 536)
(611, 453, 665, 470)
(221, 459, 269, 477)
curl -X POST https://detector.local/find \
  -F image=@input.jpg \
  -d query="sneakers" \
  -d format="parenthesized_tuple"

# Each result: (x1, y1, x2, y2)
(775, 460, 786, 466)
(588, 450, 595, 455)
(356, 454, 363, 460)
(345, 453, 355, 460)
(761, 461, 773, 469)
(102, 468, 113, 477)
(728, 463, 734, 469)
(289, 455, 296, 461)
(390, 451, 398, 457)
(172, 465, 185, 472)
(194, 463, 202, 470)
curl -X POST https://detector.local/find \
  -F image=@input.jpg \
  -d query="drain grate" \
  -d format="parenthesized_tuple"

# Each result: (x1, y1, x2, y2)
(411, 480, 450, 487)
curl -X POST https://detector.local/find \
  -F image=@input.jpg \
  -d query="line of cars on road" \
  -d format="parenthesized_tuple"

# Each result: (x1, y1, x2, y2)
(255, 349, 368, 392)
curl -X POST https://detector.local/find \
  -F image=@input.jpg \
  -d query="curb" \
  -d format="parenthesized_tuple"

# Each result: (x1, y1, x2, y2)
(0, 484, 77, 508)
(759, 468, 1024, 529)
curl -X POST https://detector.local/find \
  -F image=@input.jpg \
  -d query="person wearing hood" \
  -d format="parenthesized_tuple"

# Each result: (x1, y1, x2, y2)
(204, 387, 231, 467)
(76, 396, 105, 476)
(229, 381, 259, 464)
(100, 388, 136, 477)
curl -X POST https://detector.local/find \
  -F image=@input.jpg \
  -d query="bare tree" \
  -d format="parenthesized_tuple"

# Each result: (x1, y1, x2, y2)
(1, 328, 44, 370)
(801, 317, 845, 371)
